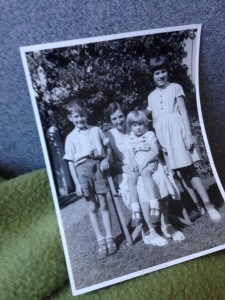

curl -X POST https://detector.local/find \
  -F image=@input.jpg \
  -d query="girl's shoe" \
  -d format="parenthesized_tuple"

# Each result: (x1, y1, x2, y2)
(142, 230, 168, 246)
(97, 239, 107, 259)
(161, 224, 185, 242)
(207, 206, 221, 223)
(106, 238, 117, 255)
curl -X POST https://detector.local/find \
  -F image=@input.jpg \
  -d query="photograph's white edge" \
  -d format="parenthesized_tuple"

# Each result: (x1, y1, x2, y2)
(72, 244, 225, 296)
(19, 23, 225, 297)
(20, 23, 200, 52)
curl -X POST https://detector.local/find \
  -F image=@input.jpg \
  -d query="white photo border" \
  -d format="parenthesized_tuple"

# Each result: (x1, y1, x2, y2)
(20, 24, 225, 297)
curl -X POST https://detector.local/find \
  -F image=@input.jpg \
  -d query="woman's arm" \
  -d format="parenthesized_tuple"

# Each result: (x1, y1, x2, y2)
(177, 96, 194, 151)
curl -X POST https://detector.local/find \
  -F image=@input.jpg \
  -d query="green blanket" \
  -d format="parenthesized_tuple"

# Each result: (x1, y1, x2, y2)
(1, 169, 225, 299)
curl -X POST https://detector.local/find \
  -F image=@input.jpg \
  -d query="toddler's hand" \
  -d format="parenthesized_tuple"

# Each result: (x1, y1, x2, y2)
(76, 184, 83, 196)
(100, 159, 109, 172)
(185, 135, 194, 151)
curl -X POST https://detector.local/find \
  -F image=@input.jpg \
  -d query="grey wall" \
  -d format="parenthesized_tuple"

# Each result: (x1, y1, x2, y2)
(1, 0, 225, 185)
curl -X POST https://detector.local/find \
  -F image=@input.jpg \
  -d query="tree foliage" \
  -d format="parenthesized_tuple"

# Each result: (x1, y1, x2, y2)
(26, 29, 196, 132)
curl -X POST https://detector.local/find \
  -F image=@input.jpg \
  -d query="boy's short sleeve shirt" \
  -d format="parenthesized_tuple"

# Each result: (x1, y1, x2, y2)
(147, 83, 185, 118)
(64, 126, 107, 166)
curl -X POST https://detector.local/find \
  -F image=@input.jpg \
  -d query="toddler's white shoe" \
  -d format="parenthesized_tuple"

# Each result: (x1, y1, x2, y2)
(207, 206, 221, 223)
(161, 225, 185, 242)
(142, 230, 168, 247)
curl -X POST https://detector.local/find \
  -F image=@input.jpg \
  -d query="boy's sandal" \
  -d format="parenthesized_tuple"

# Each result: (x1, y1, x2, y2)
(106, 238, 117, 255)
(97, 239, 107, 260)
(161, 224, 185, 242)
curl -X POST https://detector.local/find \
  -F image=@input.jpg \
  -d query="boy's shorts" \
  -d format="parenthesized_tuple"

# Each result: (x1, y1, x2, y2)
(76, 159, 108, 198)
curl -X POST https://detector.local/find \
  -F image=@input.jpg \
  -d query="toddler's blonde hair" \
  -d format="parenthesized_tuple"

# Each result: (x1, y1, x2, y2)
(126, 110, 149, 129)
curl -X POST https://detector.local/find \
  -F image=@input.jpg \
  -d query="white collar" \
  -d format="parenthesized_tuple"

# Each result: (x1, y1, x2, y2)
(74, 125, 90, 132)
(130, 131, 147, 139)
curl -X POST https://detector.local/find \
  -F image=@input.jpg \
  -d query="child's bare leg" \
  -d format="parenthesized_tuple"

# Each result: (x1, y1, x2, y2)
(98, 194, 117, 255)
(160, 196, 185, 241)
(141, 169, 160, 222)
(98, 194, 113, 239)
(180, 166, 221, 223)
(139, 201, 154, 231)
(128, 172, 141, 226)
(176, 170, 203, 214)
(127, 172, 139, 204)
(141, 169, 159, 199)
(87, 198, 104, 241)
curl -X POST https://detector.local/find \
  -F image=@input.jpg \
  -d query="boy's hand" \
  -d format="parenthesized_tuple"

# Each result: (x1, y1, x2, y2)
(185, 134, 194, 151)
(76, 184, 83, 196)
(100, 159, 109, 172)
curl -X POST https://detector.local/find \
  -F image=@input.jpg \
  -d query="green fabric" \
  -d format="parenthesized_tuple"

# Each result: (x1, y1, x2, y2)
(1, 169, 225, 300)
(0, 170, 68, 300)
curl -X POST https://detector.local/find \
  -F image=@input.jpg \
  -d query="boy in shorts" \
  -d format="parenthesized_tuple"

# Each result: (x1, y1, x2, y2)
(63, 99, 117, 259)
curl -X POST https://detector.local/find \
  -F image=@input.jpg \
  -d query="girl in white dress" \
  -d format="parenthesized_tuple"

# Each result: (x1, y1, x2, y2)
(147, 55, 221, 223)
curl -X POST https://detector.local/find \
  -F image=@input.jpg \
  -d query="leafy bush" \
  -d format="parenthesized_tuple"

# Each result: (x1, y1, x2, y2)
(26, 29, 196, 134)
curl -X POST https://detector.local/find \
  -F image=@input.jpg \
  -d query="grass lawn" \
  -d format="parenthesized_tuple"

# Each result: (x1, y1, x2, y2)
(60, 182, 225, 291)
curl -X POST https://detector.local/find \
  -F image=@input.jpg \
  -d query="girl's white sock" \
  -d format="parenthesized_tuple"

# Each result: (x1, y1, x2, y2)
(148, 198, 159, 210)
(130, 202, 141, 212)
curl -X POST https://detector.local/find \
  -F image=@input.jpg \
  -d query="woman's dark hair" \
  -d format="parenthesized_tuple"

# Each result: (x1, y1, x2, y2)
(105, 102, 123, 122)
(149, 55, 171, 75)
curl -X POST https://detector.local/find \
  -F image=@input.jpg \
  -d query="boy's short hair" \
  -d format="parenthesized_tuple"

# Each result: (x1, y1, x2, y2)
(66, 99, 88, 116)
(149, 55, 171, 75)
(126, 110, 149, 129)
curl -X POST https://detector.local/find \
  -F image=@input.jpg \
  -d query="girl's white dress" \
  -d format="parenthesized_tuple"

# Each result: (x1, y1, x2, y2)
(126, 131, 158, 172)
(147, 82, 200, 169)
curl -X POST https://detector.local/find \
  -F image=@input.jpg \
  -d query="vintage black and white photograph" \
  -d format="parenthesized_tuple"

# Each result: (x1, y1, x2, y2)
(20, 24, 225, 296)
